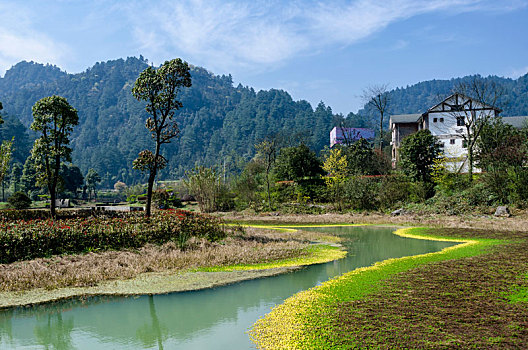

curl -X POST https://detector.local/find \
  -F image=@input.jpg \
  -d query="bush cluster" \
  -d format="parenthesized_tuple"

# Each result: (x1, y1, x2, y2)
(7, 192, 32, 209)
(0, 209, 226, 263)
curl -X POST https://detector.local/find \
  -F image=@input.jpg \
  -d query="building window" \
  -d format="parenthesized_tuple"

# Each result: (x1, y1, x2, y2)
(463, 140, 468, 148)
(456, 116, 465, 126)
(433, 117, 438, 123)
(439, 142, 444, 148)
(450, 139, 455, 145)
(440, 118, 444, 122)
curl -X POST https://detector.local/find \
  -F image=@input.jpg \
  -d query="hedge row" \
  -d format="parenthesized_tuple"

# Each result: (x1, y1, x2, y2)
(0, 209, 226, 263)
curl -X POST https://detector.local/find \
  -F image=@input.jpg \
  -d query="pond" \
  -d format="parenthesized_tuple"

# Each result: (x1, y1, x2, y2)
(0, 226, 457, 349)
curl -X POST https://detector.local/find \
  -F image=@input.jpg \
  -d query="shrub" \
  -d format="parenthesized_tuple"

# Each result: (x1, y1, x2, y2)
(377, 175, 411, 209)
(508, 167, 528, 204)
(0, 210, 226, 263)
(434, 172, 470, 196)
(153, 189, 183, 209)
(7, 192, 32, 209)
(296, 178, 326, 202)
(342, 176, 379, 210)
(216, 185, 235, 212)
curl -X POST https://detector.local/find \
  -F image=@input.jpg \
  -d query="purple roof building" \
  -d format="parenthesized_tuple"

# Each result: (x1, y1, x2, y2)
(330, 127, 375, 147)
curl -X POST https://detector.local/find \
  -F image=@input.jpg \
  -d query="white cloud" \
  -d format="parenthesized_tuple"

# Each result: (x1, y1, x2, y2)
(125, 0, 524, 74)
(509, 66, 528, 79)
(0, 3, 67, 75)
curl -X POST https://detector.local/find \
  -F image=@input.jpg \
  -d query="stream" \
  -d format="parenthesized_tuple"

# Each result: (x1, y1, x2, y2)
(0, 226, 457, 349)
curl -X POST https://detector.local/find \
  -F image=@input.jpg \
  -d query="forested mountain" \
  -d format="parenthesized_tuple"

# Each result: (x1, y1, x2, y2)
(0, 57, 337, 185)
(0, 57, 527, 186)
(358, 74, 528, 128)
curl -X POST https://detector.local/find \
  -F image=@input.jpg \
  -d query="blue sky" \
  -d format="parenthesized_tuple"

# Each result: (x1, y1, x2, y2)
(0, 0, 527, 114)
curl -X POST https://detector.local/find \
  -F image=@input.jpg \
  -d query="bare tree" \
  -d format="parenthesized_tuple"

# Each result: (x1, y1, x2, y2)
(255, 136, 281, 210)
(362, 84, 390, 150)
(449, 77, 503, 180)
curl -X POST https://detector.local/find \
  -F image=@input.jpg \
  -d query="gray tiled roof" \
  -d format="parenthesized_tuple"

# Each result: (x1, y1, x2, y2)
(390, 114, 421, 124)
(502, 116, 528, 129)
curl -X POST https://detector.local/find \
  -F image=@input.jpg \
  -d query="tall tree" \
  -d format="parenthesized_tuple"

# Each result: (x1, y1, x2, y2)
(274, 143, 323, 181)
(475, 117, 528, 203)
(85, 168, 101, 200)
(59, 164, 84, 197)
(30, 96, 78, 217)
(399, 129, 440, 183)
(132, 58, 192, 217)
(0, 137, 13, 201)
(362, 84, 390, 150)
(345, 138, 378, 175)
(322, 148, 348, 209)
(21, 155, 40, 199)
(9, 162, 23, 193)
(255, 137, 280, 210)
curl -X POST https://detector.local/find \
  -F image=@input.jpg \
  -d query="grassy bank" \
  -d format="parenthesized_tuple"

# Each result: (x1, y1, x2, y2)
(250, 226, 528, 349)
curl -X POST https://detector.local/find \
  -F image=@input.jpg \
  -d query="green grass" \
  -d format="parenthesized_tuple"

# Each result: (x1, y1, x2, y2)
(507, 273, 528, 303)
(249, 227, 505, 350)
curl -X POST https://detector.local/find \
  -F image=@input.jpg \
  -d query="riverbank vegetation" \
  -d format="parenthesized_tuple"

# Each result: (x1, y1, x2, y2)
(162, 114, 528, 218)
(250, 227, 528, 349)
(0, 222, 343, 294)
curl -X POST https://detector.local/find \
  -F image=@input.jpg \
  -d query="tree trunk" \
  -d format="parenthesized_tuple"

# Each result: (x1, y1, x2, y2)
(379, 113, 384, 151)
(468, 146, 473, 183)
(146, 172, 156, 217)
(50, 186, 56, 218)
(266, 174, 271, 210)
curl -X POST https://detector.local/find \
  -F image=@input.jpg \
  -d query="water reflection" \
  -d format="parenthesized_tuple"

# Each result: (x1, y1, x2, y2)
(0, 226, 457, 349)
(136, 296, 166, 350)
(34, 313, 74, 350)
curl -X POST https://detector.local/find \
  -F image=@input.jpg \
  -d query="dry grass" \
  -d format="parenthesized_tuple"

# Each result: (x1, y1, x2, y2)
(0, 228, 308, 292)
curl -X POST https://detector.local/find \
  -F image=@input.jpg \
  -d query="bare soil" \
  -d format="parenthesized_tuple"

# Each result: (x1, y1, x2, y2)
(329, 228, 528, 349)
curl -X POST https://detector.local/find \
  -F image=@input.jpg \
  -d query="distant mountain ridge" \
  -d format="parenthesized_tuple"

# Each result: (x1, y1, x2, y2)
(359, 74, 528, 121)
(0, 57, 527, 185)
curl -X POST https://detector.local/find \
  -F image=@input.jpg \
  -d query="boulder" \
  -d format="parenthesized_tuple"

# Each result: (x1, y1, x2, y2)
(391, 208, 405, 216)
(494, 206, 511, 217)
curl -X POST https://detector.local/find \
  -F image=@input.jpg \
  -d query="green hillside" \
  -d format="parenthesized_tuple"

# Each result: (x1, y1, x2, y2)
(1, 57, 527, 185)
(0, 57, 336, 184)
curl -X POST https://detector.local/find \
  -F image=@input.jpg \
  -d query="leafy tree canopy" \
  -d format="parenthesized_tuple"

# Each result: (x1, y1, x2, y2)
(30, 95, 78, 216)
(476, 117, 528, 171)
(399, 129, 440, 183)
(274, 143, 323, 181)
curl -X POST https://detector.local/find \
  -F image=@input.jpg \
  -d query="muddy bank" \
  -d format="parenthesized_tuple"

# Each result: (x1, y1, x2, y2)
(0, 267, 300, 308)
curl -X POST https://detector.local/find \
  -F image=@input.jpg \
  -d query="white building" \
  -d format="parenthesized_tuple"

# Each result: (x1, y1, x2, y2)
(390, 93, 527, 171)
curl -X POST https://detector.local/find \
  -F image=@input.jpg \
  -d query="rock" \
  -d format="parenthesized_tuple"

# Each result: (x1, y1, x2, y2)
(391, 208, 405, 216)
(494, 206, 511, 217)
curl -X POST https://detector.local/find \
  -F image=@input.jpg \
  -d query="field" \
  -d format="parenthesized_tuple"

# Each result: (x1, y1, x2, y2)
(249, 222, 528, 349)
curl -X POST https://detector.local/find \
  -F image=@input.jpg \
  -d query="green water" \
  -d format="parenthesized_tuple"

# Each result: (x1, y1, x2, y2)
(0, 226, 456, 349)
